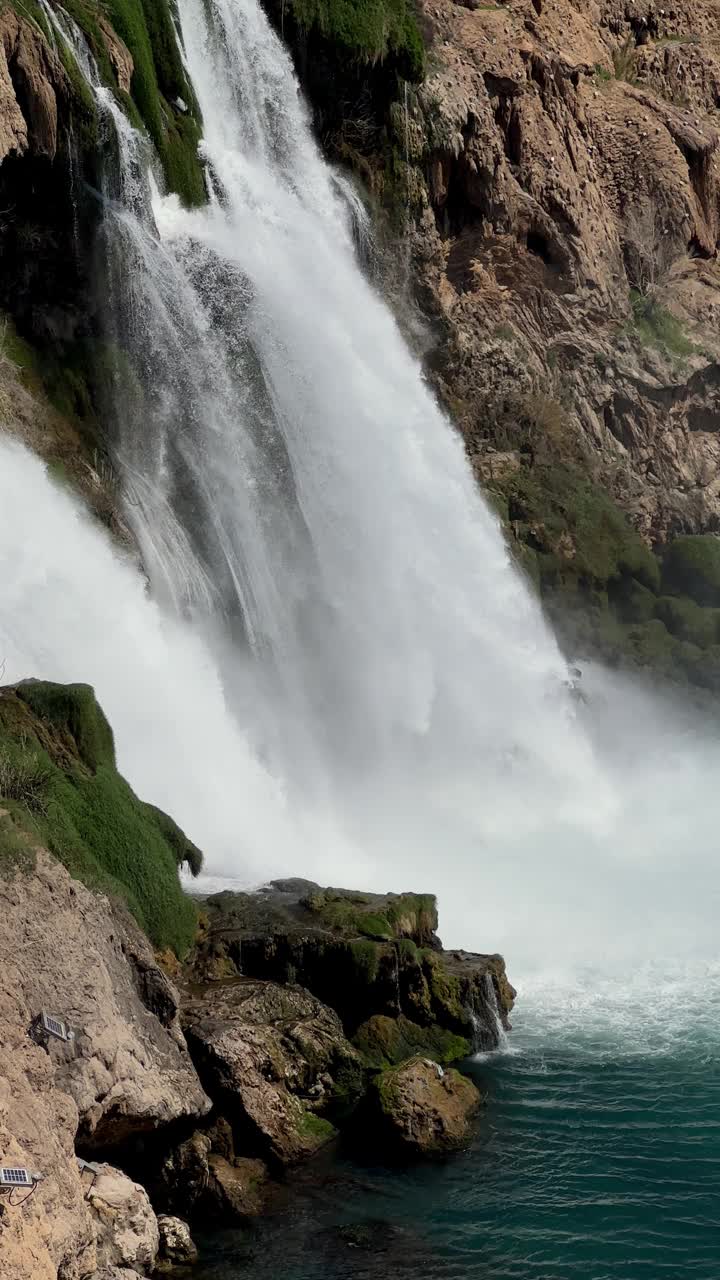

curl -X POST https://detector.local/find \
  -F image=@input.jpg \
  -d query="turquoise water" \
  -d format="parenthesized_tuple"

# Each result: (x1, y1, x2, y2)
(195, 971, 720, 1280)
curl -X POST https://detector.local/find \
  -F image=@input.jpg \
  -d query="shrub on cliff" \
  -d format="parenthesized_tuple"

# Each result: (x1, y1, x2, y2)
(661, 535, 720, 608)
(0, 681, 201, 954)
(289, 0, 425, 79)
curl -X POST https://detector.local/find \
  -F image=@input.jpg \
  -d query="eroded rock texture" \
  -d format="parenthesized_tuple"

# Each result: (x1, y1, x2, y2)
(0, 846, 209, 1280)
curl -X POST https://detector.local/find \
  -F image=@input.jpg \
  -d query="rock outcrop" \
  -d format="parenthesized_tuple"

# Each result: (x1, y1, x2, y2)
(192, 879, 514, 1050)
(0, 8, 69, 163)
(368, 1056, 482, 1154)
(155, 1215, 198, 1270)
(86, 1165, 159, 1275)
(269, 0, 720, 689)
(182, 979, 364, 1167)
(0, 842, 209, 1280)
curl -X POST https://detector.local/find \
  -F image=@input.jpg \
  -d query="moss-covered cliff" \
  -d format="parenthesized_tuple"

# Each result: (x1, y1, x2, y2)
(0, 679, 201, 953)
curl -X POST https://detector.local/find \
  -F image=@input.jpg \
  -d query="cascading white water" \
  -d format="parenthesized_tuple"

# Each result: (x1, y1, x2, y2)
(0, 0, 718, 1046)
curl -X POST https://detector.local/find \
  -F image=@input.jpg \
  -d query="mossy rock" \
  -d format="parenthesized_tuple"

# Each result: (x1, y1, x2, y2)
(369, 1056, 481, 1155)
(661, 535, 720, 608)
(353, 1013, 470, 1069)
(301, 886, 438, 943)
(0, 681, 201, 954)
(654, 595, 720, 649)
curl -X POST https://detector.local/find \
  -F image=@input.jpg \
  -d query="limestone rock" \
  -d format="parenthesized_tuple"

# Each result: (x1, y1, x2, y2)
(0, 9, 68, 161)
(97, 16, 134, 95)
(87, 1165, 159, 1273)
(0, 848, 210, 1152)
(369, 1057, 481, 1154)
(156, 1215, 198, 1268)
(182, 979, 364, 1167)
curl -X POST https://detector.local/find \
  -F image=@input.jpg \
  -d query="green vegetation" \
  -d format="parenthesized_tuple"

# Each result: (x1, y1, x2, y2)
(303, 886, 437, 942)
(629, 292, 695, 357)
(612, 35, 637, 82)
(289, 0, 425, 80)
(8, 0, 206, 205)
(661, 535, 720, 607)
(297, 1108, 337, 1141)
(0, 811, 37, 879)
(354, 1013, 470, 1069)
(101, 0, 205, 204)
(0, 682, 202, 953)
(502, 459, 659, 595)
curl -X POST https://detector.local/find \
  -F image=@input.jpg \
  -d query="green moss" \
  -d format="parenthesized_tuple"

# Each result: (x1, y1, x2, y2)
(304, 888, 436, 942)
(353, 1014, 470, 1069)
(54, 0, 205, 205)
(0, 683, 201, 954)
(297, 1109, 337, 1141)
(629, 292, 695, 357)
(661, 535, 720, 607)
(17, 681, 115, 772)
(0, 811, 37, 880)
(289, 0, 425, 79)
(502, 460, 659, 593)
(654, 595, 720, 648)
(422, 952, 467, 1029)
(348, 939, 381, 984)
(610, 576, 657, 625)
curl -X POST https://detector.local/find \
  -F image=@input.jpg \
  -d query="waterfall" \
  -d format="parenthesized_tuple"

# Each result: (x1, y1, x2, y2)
(0, 0, 718, 1009)
(482, 973, 509, 1053)
(91, 0, 608, 815)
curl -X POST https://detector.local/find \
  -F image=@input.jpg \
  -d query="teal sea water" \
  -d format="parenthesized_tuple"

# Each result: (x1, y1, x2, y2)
(194, 969, 720, 1280)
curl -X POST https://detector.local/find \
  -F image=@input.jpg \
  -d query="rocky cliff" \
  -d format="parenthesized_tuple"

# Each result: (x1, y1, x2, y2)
(2, 0, 720, 689)
(269, 0, 720, 692)
(0, 681, 513, 1278)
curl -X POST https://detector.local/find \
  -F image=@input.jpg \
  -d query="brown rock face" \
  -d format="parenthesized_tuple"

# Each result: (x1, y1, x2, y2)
(182, 979, 364, 1168)
(370, 1056, 482, 1154)
(0, 849, 210, 1278)
(403, 0, 720, 542)
(0, 10, 68, 161)
(86, 1164, 159, 1274)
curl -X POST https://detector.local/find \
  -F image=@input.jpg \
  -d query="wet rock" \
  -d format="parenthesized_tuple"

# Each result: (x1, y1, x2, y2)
(158, 1125, 270, 1223)
(206, 1154, 269, 1220)
(156, 1215, 198, 1269)
(182, 979, 364, 1167)
(0, 9, 68, 161)
(369, 1057, 482, 1154)
(191, 880, 514, 1048)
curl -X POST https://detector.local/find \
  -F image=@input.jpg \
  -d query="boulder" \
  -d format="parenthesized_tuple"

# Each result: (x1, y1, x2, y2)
(182, 979, 365, 1167)
(206, 1155, 269, 1220)
(86, 1164, 159, 1274)
(156, 1215, 198, 1269)
(158, 1125, 270, 1223)
(369, 1057, 482, 1155)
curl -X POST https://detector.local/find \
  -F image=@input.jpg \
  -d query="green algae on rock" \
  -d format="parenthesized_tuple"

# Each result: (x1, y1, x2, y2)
(369, 1055, 481, 1155)
(191, 879, 514, 1052)
(0, 680, 201, 954)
